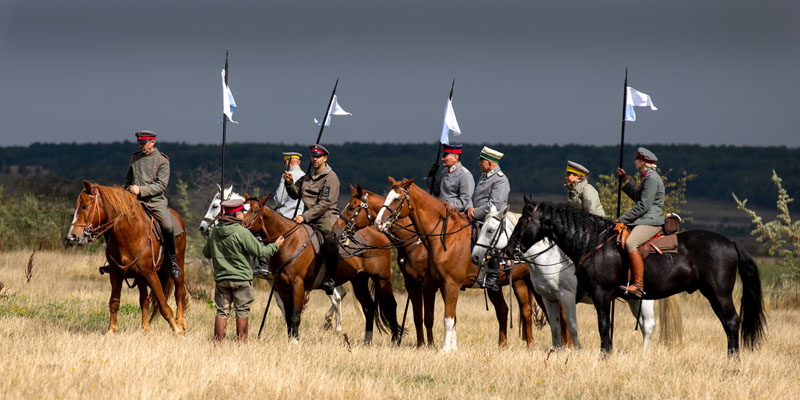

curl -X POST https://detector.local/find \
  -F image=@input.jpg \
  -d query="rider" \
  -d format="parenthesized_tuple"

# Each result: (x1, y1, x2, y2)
(203, 198, 284, 343)
(283, 144, 340, 295)
(466, 146, 509, 292)
(564, 160, 605, 217)
(616, 147, 665, 297)
(254, 151, 306, 277)
(123, 130, 180, 280)
(436, 143, 474, 213)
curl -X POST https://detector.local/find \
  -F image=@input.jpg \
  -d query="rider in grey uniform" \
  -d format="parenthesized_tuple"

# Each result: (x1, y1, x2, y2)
(436, 143, 474, 213)
(466, 146, 509, 291)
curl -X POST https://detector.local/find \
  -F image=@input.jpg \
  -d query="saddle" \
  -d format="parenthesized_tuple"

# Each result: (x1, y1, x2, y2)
(304, 225, 367, 261)
(141, 204, 184, 242)
(616, 213, 681, 259)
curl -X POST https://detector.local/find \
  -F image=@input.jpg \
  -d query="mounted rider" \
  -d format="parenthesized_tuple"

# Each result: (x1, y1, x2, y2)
(466, 146, 509, 292)
(616, 147, 665, 298)
(123, 130, 180, 280)
(564, 160, 605, 217)
(436, 143, 474, 213)
(283, 144, 340, 295)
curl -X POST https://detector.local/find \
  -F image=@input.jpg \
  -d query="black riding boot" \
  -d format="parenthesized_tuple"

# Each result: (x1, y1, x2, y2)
(483, 257, 501, 292)
(162, 232, 180, 279)
(253, 257, 271, 278)
(320, 231, 339, 295)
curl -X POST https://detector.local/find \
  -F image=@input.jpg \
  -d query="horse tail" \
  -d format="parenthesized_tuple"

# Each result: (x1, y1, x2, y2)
(657, 297, 683, 346)
(735, 242, 767, 349)
(369, 277, 390, 335)
(149, 264, 174, 324)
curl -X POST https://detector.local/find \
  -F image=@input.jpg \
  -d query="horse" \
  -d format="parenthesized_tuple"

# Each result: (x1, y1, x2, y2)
(198, 186, 350, 333)
(507, 198, 766, 356)
(472, 205, 660, 350)
(374, 177, 540, 352)
(242, 194, 401, 344)
(66, 180, 188, 335)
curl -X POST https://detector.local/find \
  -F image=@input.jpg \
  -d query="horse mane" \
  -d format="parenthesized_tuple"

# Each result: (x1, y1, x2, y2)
(532, 201, 615, 254)
(95, 185, 146, 222)
(407, 182, 470, 226)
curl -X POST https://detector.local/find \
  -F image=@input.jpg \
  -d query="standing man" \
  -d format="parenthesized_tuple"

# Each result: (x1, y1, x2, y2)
(124, 130, 180, 279)
(466, 146, 509, 292)
(203, 198, 284, 343)
(284, 144, 341, 295)
(564, 160, 605, 217)
(436, 143, 474, 213)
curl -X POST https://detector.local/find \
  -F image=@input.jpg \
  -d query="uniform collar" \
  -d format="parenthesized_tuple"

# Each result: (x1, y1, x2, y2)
(311, 164, 332, 179)
(448, 162, 462, 174)
(288, 165, 302, 172)
(484, 165, 501, 178)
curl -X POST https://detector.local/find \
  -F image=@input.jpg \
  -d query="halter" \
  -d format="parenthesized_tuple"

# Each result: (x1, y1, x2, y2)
(378, 187, 412, 229)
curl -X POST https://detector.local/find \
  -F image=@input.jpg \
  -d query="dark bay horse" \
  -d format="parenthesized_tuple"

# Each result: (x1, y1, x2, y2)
(507, 198, 766, 356)
(374, 177, 540, 352)
(242, 194, 401, 344)
(67, 181, 188, 335)
(342, 184, 549, 348)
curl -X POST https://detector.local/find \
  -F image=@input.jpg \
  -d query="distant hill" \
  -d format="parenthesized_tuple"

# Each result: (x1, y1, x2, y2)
(1, 142, 798, 211)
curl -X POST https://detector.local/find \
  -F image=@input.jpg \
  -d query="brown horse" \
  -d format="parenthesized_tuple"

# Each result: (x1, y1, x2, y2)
(67, 180, 187, 335)
(242, 194, 400, 344)
(374, 177, 541, 351)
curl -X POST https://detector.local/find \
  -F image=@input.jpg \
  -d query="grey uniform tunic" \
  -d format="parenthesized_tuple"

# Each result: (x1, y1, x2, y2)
(271, 165, 305, 218)
(472, 166, 510, 222)
(620, 168, 665, 226)
(436, 162, 474, 212)
(123, 148, 173, 233)
(566, 178, 605, 217)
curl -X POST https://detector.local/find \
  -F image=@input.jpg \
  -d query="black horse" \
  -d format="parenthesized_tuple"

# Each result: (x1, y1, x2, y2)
(506, 198, 766, 356)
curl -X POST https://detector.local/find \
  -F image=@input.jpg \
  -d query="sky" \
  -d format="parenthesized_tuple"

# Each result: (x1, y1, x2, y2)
(1, 0, 799, 147)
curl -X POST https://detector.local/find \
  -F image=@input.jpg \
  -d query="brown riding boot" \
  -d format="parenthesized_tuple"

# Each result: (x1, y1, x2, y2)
(214, 316, 227, 342)
(236, 317, 249, 343)
(620, 249, 645, 297)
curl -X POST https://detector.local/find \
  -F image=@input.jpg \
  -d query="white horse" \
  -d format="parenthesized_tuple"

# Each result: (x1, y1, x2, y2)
(471, 205, 655, 350)
(199, 185, 350, 332)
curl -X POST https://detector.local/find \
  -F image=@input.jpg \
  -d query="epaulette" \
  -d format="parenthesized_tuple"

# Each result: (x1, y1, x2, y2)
(132, 150, 142, 155)
(496, 171, 505, 177)
(642, 169, 653, 177)
(159, 152, 170, 160)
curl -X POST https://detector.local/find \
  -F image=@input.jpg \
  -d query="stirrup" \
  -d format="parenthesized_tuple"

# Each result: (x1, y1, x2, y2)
(99, 265, 110, 275)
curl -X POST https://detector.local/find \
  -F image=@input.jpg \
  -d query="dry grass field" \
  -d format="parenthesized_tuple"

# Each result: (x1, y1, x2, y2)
(1, 250, 799, 399)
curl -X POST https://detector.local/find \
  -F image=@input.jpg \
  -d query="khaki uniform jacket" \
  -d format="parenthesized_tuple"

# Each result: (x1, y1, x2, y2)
(472, 166, 510, 221)
(620, 168, 665, 226)
(285, 164, 340, 231)
(436, 162, 475, 212)
(566, 178, 605, 217)
(124, 148, 170, 206)
(202, 222, 280, 282)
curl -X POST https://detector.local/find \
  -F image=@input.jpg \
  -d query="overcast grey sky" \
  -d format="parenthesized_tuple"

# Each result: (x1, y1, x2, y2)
(1, 0, 798, 147)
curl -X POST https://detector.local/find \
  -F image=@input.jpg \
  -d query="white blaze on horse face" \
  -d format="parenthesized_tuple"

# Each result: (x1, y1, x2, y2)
(375, 189, 402, 231)
(67, 206, 80, 237)
(442, 317, 457, 352)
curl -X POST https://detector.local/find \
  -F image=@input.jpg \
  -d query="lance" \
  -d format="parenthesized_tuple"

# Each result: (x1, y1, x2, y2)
(258, 78, 340, 340)
(616, 69, 628, 219)
(220, 49, 230, 196)
(425, 79, 455, 195)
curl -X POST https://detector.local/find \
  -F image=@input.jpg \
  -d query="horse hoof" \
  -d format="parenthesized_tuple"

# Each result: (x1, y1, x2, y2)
(322, 322, 333, 331)
(289, 338, 299, 345)
(106, 329, 117, 336)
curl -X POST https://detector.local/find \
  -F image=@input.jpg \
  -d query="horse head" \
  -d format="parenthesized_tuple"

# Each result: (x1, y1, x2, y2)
(199, 185, 241, 236)
(471, 205, 514, 265)
(66, 180, 107, 246)
(341, 184, 374, 233)
(506, 195, 544, 258)
(375, 176, 415, 232)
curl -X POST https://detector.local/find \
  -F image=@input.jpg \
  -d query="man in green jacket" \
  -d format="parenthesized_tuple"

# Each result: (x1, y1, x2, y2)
(203, 198, 284, 343)
(124, 130, 180, 279)
(564, 160, 605, 217)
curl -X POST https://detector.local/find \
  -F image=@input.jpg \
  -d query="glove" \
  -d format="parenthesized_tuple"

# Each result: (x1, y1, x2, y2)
(614, 222, 627, 233)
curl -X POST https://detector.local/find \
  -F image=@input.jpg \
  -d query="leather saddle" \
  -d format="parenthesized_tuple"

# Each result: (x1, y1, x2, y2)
(617, 226, 679, 260)
(141, 204, 184, 243)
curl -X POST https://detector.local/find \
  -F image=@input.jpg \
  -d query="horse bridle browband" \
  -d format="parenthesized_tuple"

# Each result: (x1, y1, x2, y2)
(378, 186, 413, 229)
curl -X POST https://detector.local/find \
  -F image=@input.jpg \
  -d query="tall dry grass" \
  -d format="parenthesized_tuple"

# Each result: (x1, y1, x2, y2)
(1, 250, 798, 399)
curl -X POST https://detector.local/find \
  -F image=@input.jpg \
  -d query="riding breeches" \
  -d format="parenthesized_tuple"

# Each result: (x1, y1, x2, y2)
(624, 225, 662, 253)
(147, 204, 174, 238)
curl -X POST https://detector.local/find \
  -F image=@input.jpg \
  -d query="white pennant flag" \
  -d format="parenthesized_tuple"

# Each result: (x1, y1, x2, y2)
(314, 95, 351, 126)
(439, 98, 461, 144)
(221, 68, 238, 124)
(625, 86, 657, 122)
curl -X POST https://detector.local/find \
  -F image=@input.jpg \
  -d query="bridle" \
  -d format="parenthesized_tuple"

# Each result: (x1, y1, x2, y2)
(243, 199, 303, 243)
(341, 192, 373, 237)
(378, 187, 412, 229)
(71, 188, 121, 242)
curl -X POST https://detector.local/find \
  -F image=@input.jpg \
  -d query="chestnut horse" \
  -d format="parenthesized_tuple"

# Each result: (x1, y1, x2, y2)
(374, 177, 539, 352)
(67, 181, 187, 335)
(342, 183, 552, 348)
(242, 194, 400, 344)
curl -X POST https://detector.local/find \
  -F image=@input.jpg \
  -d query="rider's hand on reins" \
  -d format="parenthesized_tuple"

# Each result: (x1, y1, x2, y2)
(293, 215, 304, 224)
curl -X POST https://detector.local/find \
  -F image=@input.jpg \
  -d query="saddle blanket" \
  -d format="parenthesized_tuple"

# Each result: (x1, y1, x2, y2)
(640, 234, 678, 260)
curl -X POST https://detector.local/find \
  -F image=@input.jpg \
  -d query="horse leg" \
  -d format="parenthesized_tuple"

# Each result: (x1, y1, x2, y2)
(288, 279, 305, 342)
(142, 271, 182, 336)
(107, 269, 123, 334)
(487, 288, 509, 347)
(440, 282, 460, 352)
(627, 299, 655, 350)
(559, 297, 581, 350)
(351, 274, 376, 345)
(512, 279, 534, 348)
(137, 278, 150, 333)
(422, 279, 437, 347)
(174, 272, 187, 332)
(324, 287, 341, 332)
(405, 279, 425, 347)
(592, 294, 614, 354)
(701, 288, 741, 357)
(542, 299, 563, 348)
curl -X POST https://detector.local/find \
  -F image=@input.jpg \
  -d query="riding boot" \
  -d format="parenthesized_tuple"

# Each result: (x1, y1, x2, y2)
(236, 317, 249, 343)
(214, 316, 227, 342)
(253, 257, 271, 278)
(483, 257, 501, 292)
(620, 249, 645, 297)
(162, 232, 180, 280)
(320, 231, 339, 295)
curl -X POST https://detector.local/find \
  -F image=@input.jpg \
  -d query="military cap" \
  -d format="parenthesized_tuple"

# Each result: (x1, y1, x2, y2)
(566, 160, 590, 176)
(282, 151, 302, 160)
(442, 143, 462, 154)
(135, 130, 157, 141)
(221, 198, 245, 214)
(310, 144, 329, 157)
(479, 146, 504, 162)
(635, 147, 658, 163)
